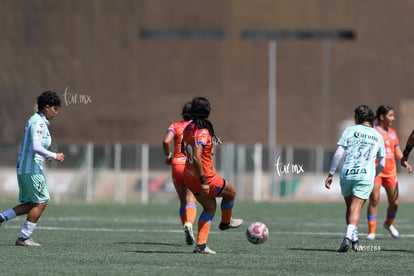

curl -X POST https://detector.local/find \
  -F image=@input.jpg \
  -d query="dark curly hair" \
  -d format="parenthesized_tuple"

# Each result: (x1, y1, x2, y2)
(182, 101, 192, 121)
(191, 97, 220, 144)
(375, 105, 393, 122)
(354, 104, 375, 126)
(37, 91, 61, 111)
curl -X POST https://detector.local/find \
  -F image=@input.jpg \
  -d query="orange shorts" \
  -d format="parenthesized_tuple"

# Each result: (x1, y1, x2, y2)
(374, 175, 398, 188)
(171, 164, 185, 187)
(184, 173, 225, 197)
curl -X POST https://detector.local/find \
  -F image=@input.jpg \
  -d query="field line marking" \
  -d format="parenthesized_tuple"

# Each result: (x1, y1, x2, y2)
(3, 224, 414, 238)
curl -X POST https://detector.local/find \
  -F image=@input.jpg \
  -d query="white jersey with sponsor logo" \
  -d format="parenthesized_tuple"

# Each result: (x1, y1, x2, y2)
(338, 124, 385, 182)
(17, 112, 52, 175)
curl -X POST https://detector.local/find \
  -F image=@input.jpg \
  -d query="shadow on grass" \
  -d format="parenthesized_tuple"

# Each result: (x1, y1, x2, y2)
(380, 248, 413, 253)
(288, 247, 336, 253)
(117, 241, 182, 246)
(288, 247, 414, 253)
(126, 250, 189, 254)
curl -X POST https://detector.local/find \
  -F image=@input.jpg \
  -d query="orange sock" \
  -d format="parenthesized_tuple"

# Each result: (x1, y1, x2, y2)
(197, 213, 213, 245)
(185, 203, 197, 224)
(367, 215, 377, 234)
(220, 201, 234, 224)
(385, 214, 396, 226)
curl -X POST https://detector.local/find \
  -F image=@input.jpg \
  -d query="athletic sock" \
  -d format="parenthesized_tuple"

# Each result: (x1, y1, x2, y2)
(367, 215, 377, 234)
(185, 203, 197, 225)
(1, 208, 17, 222)
(179, 207, 185, 225)
(220, 200, 234, 224)
(197, 213, 213, 245)
(345, 224, 356, 240)
(351, 226, 359, 242)
(385, 214, 396, 226)
(19, 221, 37, 239)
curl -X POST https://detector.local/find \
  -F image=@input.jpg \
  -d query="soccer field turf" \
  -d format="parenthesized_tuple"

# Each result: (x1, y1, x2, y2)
(0, 201, 413, 275)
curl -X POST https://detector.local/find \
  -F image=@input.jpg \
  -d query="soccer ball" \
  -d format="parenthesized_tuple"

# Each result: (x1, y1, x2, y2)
(246, 222, 269, 244)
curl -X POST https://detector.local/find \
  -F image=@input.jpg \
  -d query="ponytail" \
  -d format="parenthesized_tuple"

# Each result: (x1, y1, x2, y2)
(191, 97, 221, 145)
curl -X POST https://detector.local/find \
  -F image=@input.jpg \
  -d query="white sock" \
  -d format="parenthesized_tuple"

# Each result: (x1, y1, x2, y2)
(1, 208, 17, 221)
(19, 221, 37, 239)
(351, 227, 359, 242)
(345, 224, 356, 240)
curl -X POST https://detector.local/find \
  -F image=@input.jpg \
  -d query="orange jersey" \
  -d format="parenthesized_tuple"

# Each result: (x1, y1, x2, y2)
(375, 125, 399, 177)
(167, 120, 190, 165)
(182, 122, 216, 178)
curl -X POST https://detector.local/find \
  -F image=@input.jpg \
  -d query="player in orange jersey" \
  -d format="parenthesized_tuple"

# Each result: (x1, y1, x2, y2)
(162, 102, 197, 245)
(183, 97, 243, 254)
(366, 105, 412, 240)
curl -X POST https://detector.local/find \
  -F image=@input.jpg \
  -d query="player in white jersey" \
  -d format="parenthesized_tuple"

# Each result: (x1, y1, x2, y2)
(325, 104, 386, 252)
(0, 91, 65, 246)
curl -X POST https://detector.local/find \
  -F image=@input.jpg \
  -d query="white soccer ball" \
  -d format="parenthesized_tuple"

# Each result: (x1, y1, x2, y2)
(246, 222, 269, 244)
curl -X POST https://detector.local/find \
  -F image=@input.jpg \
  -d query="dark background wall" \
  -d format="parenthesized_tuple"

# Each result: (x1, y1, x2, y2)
(1, 0, 414, 147)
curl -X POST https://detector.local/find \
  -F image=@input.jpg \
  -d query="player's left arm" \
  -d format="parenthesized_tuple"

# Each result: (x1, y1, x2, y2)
(32, 122, 56, 159)
(31, 124, 65, 164)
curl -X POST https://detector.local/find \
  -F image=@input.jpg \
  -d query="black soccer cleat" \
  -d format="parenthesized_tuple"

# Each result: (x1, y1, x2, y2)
(336, 238, 351, 253)
(352, 240, 362, 252)
(218, 218, 243, 231)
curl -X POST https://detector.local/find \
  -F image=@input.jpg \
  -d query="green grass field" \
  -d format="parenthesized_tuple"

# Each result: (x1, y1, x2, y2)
(0, 200, 413, 275)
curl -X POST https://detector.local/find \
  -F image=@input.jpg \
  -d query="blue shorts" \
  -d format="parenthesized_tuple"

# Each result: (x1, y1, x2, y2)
(340, 179, 374, 200)
(17, 174, 50, 203)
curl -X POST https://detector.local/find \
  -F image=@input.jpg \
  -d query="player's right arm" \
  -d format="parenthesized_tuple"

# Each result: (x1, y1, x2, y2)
(375, 156, 386, 176)
(162, 129, 175, 165)
(407, 129, 414, 145)
(401, 128, 414, 167)
(395, 144, 412, 173)
(325, 145, 345, 189)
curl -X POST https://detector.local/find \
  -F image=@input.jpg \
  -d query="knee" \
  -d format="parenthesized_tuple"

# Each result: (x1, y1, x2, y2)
(229, 188, 236, 198)
(185, 194, 196, 203)
(369, 196, 380, 207)
(224, 183, 236, 198)
(223, 192, 235, 202)
(370, 200, 379, 208)
(36, 202, 48, 212)
(200, 199, 216, 212)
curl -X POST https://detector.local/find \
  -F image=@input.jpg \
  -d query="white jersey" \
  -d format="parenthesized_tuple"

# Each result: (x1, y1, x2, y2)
(17, 112, 52, 175)
(338, 124, 385, 181)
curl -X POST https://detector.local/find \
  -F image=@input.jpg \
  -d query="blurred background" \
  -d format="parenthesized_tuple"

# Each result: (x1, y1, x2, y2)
(1, 0, 414, 203)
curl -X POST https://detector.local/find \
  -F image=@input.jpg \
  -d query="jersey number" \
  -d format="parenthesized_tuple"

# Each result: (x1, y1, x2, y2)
(183, 141, 194, 164)
(355, 147, 371, 162)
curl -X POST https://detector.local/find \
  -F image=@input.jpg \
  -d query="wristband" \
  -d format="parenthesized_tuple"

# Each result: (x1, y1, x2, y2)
(166, 152, 173, 159)
(403, 144, 413, 157)
(199, 176, 207, 185)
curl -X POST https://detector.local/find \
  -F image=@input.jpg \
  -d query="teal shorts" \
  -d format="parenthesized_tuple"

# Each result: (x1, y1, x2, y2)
(17, 174, 50, 203)
(340, 179, 374, 200)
